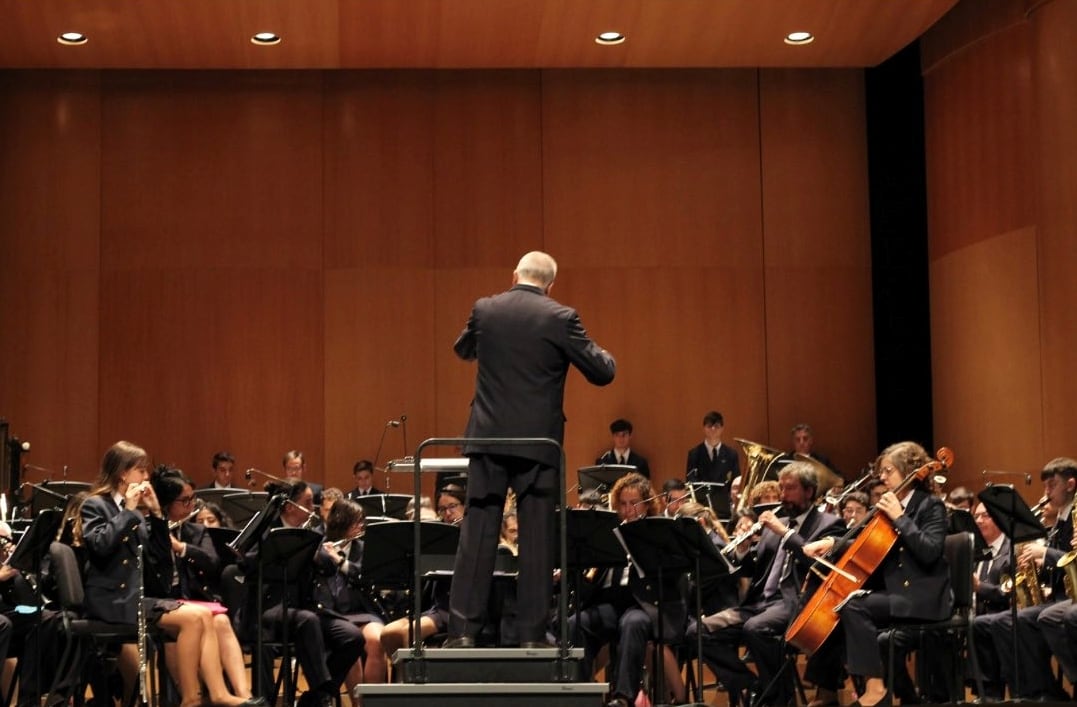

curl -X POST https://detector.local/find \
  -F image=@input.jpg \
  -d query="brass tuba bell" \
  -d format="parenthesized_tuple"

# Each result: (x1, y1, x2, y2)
(733, 438, 786, 514)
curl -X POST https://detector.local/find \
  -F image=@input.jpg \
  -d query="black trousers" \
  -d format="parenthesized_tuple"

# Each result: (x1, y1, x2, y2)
(448, 454, 556, 644)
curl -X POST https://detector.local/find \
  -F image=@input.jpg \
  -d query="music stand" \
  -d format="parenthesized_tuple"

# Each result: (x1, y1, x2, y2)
(354, 493, 412, 521)
(253, 528, 322, 702)
(361, 520, 460, 589)
(205, 527, 241, 565)
(194, 487, 241, 508)
(220, 491, 269, 526)
(8, 507, 62, 574)
(671, 516, 730, 706)
(29, 482, 90, 515)
(228, 494, 285, 557)
(615, 517, 693, 706)
(560, 509, 623, 643)
(977, 484, 1046, 698)
(577, 464, 634, 499)
(687, 481, 729, 522)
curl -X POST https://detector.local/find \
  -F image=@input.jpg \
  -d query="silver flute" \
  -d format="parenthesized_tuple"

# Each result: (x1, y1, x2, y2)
(136, 542, 149, 705)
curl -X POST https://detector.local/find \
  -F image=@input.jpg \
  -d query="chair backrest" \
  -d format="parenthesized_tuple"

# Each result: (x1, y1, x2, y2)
(943, 532, 974, 612)
(49, 541, 86, 611)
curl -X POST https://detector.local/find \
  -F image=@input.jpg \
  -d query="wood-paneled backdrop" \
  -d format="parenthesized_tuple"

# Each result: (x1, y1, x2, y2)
(922, 0, 1077, 506)
(0, 68, 877, 498)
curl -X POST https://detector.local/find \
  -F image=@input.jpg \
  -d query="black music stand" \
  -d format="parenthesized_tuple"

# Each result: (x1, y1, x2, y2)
(562, 509, 623, 643)
(615, 517, 694, 706)
(28, 482, 90, 515)
(671, 516, 729, 706)
(577, 464, 634, 500)
(361, 521, 460, 589)
(194, 487, 241, 508)
(354, 493, 412, 521)
(252, 528, 322, 703)
(205, 527, 241, 565)
(221, 491, 269, 526)
(977, 484, 1045, 698)
(229, 494, 285, 557)
(687, 481, 729, 521)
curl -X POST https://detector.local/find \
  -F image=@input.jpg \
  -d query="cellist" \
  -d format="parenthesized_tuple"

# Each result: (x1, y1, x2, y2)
(803, 441, 952, 707)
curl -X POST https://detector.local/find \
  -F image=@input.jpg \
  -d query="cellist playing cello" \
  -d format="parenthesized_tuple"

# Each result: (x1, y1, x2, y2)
(802, 442, 953, 707)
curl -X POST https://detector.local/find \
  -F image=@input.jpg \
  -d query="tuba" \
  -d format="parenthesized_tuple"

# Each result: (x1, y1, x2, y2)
(733, 438, 785, 514)
(794, 453, 844, 507)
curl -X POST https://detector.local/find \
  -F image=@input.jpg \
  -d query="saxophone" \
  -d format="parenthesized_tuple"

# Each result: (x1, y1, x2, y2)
(1054, 502, 1077, 601)
(1001, 540, 1047, 608)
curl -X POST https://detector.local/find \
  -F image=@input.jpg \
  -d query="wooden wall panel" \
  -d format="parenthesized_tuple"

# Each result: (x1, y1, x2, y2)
(1032, 0, 1077, 456)
(541, 69, 763, 268)
(432, 72, 544, 268)
(324, 72, 436, 269)
(759, 69, 876, 475)
(922, 19, 1034, 259)
(0, 71, 101, 476)
(97, 269, 326, 483)
(930, 227, 1043, 479)
(100, 71, 325, 270)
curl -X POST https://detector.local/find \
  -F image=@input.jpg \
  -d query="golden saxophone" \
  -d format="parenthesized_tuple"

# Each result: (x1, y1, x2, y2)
(1055, 502, 1077, 601)
(1001, 540, 1047, 608)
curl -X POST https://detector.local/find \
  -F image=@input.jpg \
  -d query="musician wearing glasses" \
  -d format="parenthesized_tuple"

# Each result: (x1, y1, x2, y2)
(804, 441, 953, 707)
(283, 450, 324, 506)
(314, 499, 387, 705)
(694, 461, 845, 707)
(152, 466, 257, 703)
(80, 441, 262, 707)
(436, 488, 466, 526)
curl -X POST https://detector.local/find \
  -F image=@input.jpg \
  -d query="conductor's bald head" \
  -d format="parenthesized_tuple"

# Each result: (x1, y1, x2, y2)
(514, 251, 558, 291)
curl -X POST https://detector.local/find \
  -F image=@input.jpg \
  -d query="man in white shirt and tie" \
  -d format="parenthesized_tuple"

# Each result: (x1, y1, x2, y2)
(595, 418, 650, 478)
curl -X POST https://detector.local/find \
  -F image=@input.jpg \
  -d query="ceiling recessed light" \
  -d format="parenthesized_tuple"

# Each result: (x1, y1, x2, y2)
(784, 31, 814, 45)
(595, 31, 626, 46)
(57, 32, 88, 46)
(251, 32, 281, 46)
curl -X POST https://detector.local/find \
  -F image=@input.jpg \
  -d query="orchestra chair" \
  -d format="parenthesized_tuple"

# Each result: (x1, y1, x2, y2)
(46, 541, 166, 707)
(882, 531, 984, 702)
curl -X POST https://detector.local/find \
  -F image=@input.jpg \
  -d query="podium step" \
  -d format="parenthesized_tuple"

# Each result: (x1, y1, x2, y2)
(357, 682, 608, 707)
(392, 646, 587, 683)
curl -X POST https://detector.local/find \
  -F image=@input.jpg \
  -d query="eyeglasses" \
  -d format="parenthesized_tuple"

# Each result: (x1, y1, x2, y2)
(437, 502, 462, 514)
(879, 465, 900, 477)
(176, 495, 195, 505)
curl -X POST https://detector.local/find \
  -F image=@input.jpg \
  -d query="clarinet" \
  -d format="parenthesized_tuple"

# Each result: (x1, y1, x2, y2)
(136, 542, 149, 704)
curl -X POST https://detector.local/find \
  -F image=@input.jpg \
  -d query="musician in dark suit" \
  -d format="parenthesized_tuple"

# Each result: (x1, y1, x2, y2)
(964, 501, 1013, 700)
(82, 441, 261, 707)
(204, 451, 236, 489)
(240, 479, 363, 707)
(346, 460, 383, 500)
(314, 499, 387, 704)
(445, 251, 616, 649)
(1038, 473, 1077, 694)
(992, 457, 1076, 701)
(813, 441, 953, 707)
(695, 461, 846, 706)
(595, 418, 650, 478)
(685, 411, 740, 519)
(569, 473, 689, 707)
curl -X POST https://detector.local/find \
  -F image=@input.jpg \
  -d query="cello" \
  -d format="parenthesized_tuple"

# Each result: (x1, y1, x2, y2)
(784, 447, 954, 654)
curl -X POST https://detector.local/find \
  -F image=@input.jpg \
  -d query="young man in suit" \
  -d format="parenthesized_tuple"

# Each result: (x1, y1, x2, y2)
(685, 410, 740, 519)
(346, 459, 382, 499)
(595, 418, 650, 478)
(445, 251, 615, 649)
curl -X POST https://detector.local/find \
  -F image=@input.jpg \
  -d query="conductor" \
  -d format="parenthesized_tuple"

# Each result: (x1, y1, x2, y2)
(445, 251, 616, 648)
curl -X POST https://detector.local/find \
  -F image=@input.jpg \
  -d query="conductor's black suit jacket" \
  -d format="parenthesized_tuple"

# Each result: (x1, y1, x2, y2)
(456, 283, 616, 468)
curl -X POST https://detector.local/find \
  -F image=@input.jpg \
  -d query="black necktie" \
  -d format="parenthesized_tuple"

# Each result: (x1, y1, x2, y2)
(710, 447, 717, 462)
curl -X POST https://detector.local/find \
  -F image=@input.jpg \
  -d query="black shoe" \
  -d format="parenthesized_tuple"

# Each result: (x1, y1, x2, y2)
(442, 635, 476, 648)
(297, 691, 334, 707)
(605, 697, 630, 707)
(239, 699, 267, 707)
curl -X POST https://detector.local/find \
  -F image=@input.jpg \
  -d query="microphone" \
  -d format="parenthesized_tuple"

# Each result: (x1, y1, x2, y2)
(686, 467, 699, 481)
(386, 421, 400, 428)
(399, 414, 409, 459)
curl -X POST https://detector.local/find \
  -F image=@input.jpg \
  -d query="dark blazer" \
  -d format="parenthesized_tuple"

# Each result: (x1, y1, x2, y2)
(595, 450, 650, 479)
(175, 521, 223, 602)
(455, 283, 616, 469)
(1040, 504, 1075, 599)
(739, 505, 846, 610)
(975, 536, 1012, 615)
(81, 493, 173, 624)
(312, 540, 383, 619)
(686, 442, 740, 486)
(876, 489, 953, 621)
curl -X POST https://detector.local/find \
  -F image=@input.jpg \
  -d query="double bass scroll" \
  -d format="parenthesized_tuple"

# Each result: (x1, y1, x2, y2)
(784, 447, 954, 655)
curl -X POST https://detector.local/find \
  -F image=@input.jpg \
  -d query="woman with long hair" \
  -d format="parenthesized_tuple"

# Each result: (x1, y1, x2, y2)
(79, 441, 262, 707)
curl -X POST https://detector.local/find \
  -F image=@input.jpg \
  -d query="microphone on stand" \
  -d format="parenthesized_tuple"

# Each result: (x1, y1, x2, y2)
(399, 414, 409, 459)
(373, 419, 398, 492)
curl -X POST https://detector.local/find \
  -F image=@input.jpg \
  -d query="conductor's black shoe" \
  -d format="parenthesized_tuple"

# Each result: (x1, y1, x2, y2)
(442, 635, 476, 648)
